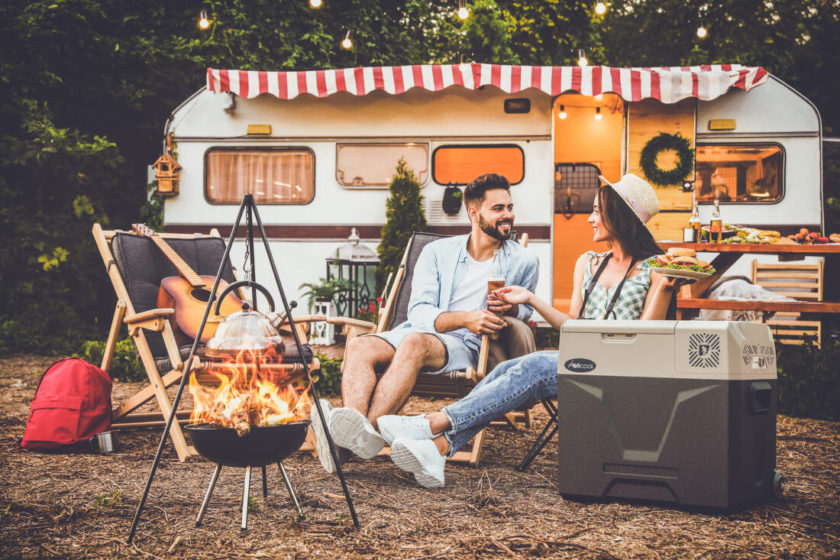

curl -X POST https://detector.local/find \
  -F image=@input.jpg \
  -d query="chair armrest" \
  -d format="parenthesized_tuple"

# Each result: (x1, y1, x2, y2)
(125, 308, 175, 323)
(124, 308, 175, 334)
(324, 317, 377, 330)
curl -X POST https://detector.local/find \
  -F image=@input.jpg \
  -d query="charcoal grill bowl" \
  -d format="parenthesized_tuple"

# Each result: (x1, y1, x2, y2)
(186, 422, 309, 467)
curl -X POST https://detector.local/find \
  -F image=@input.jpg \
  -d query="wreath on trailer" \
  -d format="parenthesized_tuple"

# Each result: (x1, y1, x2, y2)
(639, 132, 694, 186)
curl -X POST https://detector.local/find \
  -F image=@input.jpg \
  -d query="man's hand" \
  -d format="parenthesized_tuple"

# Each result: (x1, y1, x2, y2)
(463, 310, 507, 335)
(487, 291, 514, 316)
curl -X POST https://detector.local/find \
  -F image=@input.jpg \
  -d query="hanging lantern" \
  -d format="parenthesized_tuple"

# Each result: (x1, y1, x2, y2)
(152, 136, 182, 198)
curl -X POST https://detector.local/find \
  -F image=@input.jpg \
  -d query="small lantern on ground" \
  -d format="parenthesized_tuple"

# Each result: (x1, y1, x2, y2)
(326, 228, 379, 318)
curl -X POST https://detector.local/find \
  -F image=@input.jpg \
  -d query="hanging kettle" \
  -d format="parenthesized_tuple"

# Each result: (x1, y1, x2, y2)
(205, 281, 285, 359)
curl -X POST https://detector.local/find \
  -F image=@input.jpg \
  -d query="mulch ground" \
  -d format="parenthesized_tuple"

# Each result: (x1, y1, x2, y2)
(1, 354, 838, 559)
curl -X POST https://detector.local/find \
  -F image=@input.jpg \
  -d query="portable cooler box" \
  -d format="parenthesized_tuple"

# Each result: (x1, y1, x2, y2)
(555, 320, 777, 509)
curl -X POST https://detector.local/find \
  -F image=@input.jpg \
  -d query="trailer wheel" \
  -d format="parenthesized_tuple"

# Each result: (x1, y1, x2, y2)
(772, 469, 784, 498)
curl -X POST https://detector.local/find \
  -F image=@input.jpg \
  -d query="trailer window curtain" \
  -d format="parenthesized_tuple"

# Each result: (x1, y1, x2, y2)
(695, 144, 783, 203)
(336, 144, 428, 187)
(433, 145, 524, 186)
(205, 149, 315, 204)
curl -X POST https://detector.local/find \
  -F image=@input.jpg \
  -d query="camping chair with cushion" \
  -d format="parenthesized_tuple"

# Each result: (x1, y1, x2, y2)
(321, 232, 536, 466)
(92, 224, 319, 461)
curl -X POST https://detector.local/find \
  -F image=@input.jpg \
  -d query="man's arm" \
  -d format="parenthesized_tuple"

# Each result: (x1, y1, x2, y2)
(434, 309, 506, 335)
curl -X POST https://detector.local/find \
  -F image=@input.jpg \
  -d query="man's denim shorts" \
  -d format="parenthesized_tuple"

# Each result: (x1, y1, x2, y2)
(369, 328, 479, 374)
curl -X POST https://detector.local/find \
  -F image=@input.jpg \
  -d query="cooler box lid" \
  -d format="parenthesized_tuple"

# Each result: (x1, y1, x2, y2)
(558, 320, 776, 381)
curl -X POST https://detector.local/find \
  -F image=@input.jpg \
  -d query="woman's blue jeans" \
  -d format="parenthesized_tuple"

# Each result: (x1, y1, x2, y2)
(441, 350, 558, 456)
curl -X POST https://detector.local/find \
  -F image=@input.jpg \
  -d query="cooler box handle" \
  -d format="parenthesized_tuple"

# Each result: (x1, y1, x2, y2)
(749, 381, 773, 415)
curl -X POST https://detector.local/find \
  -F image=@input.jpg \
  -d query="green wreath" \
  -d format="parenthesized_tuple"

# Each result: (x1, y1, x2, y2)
(639, 132, 694, 186)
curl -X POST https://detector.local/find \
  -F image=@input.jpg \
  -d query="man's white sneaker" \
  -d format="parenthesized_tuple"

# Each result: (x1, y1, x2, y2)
(329, 407, 385, 459)
(377, 414, 435, 445)
(310, 399, 336, 473)
(390, 437, 446, 489)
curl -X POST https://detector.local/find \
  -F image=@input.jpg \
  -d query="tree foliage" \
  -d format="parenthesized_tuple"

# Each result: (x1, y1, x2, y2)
(376, 159, 427, 297)
(0, 0, 837, 355)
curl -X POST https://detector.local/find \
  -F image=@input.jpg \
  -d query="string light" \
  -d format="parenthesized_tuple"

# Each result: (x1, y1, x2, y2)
(309, 0, 323, 7)
(558, 105, 567, 120)
(595, 1, 607, 15)
(341, 30, 353, 49)
(594, 107, 602, 121)
(198, 9, 210, 30)
(696, 24, 708, 38)
(595, 94, 603, 101)
(458, 0, 469, 20)
(578, 49, 588, 67)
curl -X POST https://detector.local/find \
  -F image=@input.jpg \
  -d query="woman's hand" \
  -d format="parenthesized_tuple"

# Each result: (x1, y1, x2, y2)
(492, 286, 533, 306)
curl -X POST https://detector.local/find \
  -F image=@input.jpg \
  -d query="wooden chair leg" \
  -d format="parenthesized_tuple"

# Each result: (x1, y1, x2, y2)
(132, 330, 195, 461)
(101, 302, 126, 372)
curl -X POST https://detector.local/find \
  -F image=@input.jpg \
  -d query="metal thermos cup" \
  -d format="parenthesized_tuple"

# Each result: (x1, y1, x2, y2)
(92, 431, 114, 454)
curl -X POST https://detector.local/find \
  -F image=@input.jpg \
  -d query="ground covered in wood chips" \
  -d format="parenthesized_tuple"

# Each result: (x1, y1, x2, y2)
(1, 354, 839, 559)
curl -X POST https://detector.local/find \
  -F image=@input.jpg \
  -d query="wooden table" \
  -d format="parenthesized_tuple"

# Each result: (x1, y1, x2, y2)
(657, 242, 840, 319)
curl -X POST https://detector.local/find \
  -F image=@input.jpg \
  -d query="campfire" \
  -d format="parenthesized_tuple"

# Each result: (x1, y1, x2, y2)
(189, 346, 311, 436)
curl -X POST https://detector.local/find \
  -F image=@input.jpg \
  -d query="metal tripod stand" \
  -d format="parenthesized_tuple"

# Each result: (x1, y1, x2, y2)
(127, 194, 359, 543)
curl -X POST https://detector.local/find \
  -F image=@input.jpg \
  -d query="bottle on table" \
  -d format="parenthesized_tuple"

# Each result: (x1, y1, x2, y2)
(710, 198, 723, 243)
(689, 200, 702, 242)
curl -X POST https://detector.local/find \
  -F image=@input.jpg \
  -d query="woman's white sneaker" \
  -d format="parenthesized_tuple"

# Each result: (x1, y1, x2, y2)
(377, 414, 435, 445)
(390, 437, 445, 488)
(329, 407, 385, 459)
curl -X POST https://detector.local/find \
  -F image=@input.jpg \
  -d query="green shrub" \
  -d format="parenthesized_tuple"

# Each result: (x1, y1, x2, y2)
(776, 339, 840, 421)
(311, 352, 342, 397)
(75, 338, 145, 382)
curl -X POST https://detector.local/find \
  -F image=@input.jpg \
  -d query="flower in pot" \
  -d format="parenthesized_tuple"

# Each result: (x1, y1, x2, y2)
(442, 184, 463, 215)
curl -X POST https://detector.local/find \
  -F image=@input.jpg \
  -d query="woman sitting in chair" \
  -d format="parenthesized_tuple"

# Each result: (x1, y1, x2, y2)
(378, 173, 680, 488)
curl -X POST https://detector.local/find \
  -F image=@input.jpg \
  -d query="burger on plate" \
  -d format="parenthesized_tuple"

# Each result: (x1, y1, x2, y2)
(648, 248, 715, 274)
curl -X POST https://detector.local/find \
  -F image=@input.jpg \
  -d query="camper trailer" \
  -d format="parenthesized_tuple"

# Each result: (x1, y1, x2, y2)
(160, 63, 823, 316)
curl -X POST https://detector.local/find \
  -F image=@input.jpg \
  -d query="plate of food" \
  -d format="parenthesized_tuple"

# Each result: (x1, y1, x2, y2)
(647, 248, 716, 280)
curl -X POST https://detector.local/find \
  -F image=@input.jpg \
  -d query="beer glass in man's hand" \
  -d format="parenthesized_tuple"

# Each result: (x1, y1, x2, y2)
(486, 252, 506, 340)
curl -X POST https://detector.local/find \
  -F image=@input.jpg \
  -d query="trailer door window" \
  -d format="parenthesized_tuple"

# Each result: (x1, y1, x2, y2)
(695, 144, 783, 203)
(433, 145, 524, 185)
(205, 149, 314, 204)
(336, 143, 428, 187)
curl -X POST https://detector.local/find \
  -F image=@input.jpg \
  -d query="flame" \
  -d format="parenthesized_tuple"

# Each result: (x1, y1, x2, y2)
(189, 346, 310, 436)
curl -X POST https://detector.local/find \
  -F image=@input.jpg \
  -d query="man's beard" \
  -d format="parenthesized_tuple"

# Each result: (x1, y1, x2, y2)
(478, 213, 513, 241)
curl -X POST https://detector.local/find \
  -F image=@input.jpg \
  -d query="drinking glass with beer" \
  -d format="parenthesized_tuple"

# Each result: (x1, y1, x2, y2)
(487, 251, 505, 340)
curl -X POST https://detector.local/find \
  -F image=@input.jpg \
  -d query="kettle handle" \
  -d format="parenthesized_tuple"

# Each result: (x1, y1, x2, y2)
(216, 281, 275, 315)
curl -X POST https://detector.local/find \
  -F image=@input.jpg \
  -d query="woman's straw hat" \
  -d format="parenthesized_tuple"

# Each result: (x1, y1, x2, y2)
(599, 174, 660, 225)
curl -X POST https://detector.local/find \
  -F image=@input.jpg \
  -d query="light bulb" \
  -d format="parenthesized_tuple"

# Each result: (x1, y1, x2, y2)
(594, 107, 602, 121)
(341, 30, 353, 49)
(595, 94, 603, 101)
(558, 105, 567, 120)
(697, 25, 707, 38)
(309, 0, 322, 7)
(595, 1, 607, 15)
(458, 0, 469, 19)
(578, 49, 588, 67)
(198, 9, 210, 29)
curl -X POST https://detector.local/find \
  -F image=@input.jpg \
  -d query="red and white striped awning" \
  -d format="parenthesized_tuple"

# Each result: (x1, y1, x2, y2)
(207, 63, 767, 104)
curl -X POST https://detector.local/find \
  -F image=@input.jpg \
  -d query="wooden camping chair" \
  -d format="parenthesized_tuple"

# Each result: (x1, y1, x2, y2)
(752, 260, 823, 347)
(92, 224, 320, 461)
(323, 232, 535, 466)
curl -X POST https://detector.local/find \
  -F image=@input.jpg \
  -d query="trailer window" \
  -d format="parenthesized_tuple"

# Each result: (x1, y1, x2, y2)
(205, 149, 314, 204)
(695, 144, 783, 203)
(433, 145, 524, 185)
(336, 143, 428, 187)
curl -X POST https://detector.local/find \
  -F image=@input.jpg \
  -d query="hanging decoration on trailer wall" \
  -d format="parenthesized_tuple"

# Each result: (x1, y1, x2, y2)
(442, 185, 464, 215)
(639, 132, 695, 186)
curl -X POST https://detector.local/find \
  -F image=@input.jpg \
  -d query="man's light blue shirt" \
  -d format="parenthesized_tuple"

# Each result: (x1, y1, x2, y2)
(391, 234, 540, 353)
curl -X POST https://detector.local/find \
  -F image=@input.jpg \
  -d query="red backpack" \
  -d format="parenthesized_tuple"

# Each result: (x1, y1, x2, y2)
(21, 358, 113, 451)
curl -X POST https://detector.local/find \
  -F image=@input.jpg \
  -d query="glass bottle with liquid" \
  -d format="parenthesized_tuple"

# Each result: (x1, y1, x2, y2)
(487, 251, 505, 340)
(688, 200, 702, 242)
(710, 199, 723, 243)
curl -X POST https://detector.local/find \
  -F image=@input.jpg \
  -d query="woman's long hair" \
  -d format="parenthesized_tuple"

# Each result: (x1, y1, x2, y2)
(598, 185, 662, 260)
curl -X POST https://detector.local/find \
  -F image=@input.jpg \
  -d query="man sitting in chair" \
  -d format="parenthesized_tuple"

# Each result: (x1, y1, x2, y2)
(311, 173, 540, 473)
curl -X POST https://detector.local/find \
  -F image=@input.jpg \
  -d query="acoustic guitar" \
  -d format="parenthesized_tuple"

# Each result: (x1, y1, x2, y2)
(131, 224, 243, 343)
